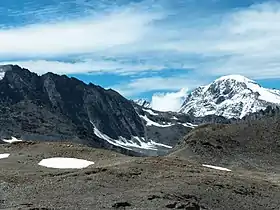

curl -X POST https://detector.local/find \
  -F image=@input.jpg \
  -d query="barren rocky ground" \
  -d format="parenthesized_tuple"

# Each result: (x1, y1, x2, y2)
(0, 142, 279, 210)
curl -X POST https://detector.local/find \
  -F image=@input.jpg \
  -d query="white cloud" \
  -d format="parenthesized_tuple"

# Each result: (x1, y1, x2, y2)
(114, 76, 204, 97)
(0, 4, 163, 59)
(0, 59, 166, 75)
(151, 88, 188, 112)
(154, 1, 280, 79)
(1, 0, 280, 84)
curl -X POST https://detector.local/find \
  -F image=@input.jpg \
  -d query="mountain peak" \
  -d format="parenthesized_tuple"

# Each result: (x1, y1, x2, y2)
(180, 75, 280, 119)
(214, 75, 255, 84)
(0, 64, 21, 72)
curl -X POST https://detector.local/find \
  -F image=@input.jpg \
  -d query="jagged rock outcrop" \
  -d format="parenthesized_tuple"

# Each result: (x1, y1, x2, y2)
(133, 99, 151, 108)
(0, 65, 158, 155)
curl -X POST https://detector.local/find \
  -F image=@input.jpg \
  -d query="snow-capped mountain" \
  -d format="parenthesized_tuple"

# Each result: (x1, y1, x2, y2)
(134, 99, 151, 108)
(179, 75, 280, 119)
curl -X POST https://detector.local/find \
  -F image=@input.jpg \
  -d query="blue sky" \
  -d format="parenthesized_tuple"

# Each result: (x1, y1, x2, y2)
(1, 0, 280, 102)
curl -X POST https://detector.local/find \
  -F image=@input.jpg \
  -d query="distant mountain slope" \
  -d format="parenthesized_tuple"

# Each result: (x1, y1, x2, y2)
(133, 99, 151, 108)
(179, 75, 280, 119)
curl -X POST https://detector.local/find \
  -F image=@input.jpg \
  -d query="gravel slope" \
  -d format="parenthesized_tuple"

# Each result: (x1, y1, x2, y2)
(170, 116, 280, 173)
(0, 142, 279, 210)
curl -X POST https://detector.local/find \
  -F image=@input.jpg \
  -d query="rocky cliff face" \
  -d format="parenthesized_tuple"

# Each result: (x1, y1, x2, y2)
(0, 65, 164, 155)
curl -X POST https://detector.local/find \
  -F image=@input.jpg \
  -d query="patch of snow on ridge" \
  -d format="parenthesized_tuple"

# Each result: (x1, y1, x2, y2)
(0, 153, 10, 159)
(91, 121, 172, 150)
(38, 158, 94, 169)
(245, 82, 280, 104)
(139, 114, 198, 129)
(140, 115, 174, 127)
(202, 164, 231, 172)
(143, 109, 159, 116)
(0, 72, 5, 80)
(179, 122, 197, 128)
(150, 141, 172, 149)
(3, 137, 23, 143)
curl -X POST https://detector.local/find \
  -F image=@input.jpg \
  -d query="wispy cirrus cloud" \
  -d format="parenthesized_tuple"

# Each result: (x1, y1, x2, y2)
(0, 59, 168, 75)
(0, 4, 163, 58)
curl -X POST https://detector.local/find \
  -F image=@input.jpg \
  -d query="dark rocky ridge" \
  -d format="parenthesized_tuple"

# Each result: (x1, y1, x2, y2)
(0, 65, 147, 155)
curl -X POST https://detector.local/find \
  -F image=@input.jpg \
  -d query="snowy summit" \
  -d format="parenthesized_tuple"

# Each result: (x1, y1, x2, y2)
(179, 75, 280, 119)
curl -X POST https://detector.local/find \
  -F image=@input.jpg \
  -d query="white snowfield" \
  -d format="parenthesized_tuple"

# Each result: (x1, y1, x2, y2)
(202, 164, 232, 172)
(38, 157, 94, 169)
(180, 75, 280, 119)
(0, 153, 10, 159)
(3, 137, 23, 143)
(91, 122, 172, 151)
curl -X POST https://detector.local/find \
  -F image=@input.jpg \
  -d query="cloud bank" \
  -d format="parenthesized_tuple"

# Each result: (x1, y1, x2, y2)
(151, 88, 188, 112)
(1, 0, 280, 97)
(114, 76, 203, 97)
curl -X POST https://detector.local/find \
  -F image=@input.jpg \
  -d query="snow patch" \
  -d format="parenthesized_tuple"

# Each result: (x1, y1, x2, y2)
(179, 122, 197, 128)
(140, 115, 174, 127)
(0, 72, 5, 80)
(202, 164, 231, 172)
(38, 157, 94, 169)
(143, 109, 159, 116)
(0, 153, 10, 159)
(3, 137, 23, 143)
(140, 114, 197, 129)
(91, 122, 172, 150)
(150, 140, 172, 149)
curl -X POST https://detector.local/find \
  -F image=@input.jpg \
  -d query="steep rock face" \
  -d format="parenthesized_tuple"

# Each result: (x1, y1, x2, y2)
(179, 75, 280, 119)
(0, 65, 153, 155)
(40, 72, 145, 140)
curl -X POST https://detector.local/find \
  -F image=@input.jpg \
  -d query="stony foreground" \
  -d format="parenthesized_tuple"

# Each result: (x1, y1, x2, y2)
(0, 142, 279, 210)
